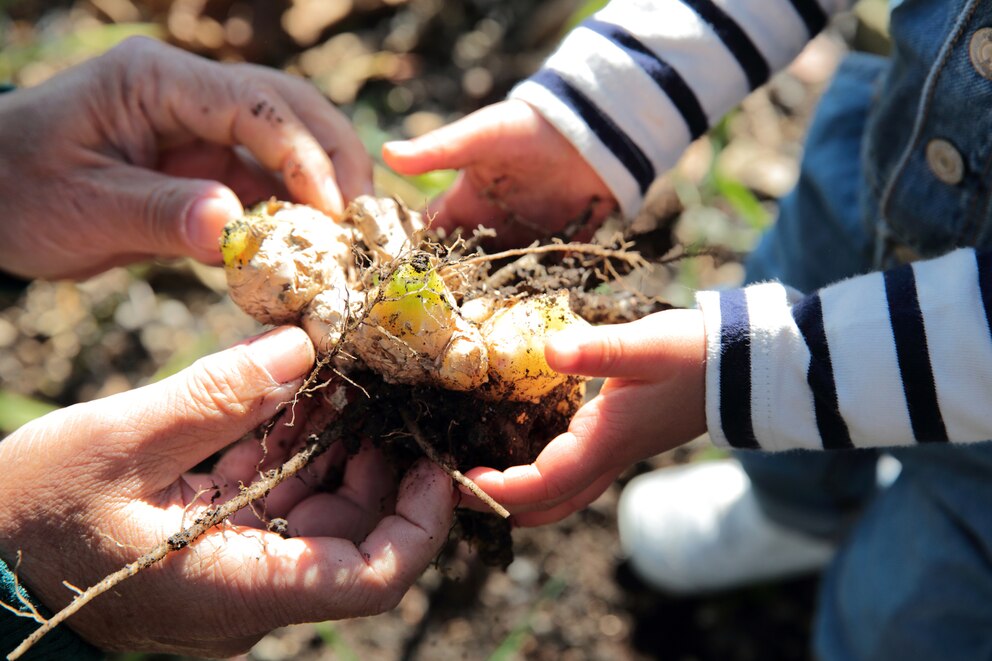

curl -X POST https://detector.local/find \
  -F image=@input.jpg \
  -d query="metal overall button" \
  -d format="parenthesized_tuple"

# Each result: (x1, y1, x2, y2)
(970, 27, 992, 80)
(925, 138, 965, 185)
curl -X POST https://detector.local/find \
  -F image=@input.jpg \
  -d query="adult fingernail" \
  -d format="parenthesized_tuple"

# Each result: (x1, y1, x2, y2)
(323, 178, 345, 217)
(187, 194, 243, 257)
(245, 326, 315, 384)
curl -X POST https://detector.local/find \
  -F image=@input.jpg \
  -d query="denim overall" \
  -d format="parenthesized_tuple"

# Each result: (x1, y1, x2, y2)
(739, 1, 992, 658)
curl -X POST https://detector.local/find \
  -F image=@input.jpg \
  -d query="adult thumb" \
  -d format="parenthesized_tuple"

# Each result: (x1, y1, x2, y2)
(88, 326, 315, 486)
(109, 165, 244, 264)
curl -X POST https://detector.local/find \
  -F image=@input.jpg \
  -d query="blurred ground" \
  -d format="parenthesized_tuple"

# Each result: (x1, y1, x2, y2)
(0, 1, 869, 659)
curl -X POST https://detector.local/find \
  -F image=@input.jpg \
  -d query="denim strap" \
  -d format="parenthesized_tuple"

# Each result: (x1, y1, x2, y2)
(0, 555, 103, 659)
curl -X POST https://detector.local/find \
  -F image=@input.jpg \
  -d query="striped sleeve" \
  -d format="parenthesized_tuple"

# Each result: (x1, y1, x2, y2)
(509, 0, 843, 218)
(697, 248, 992, 450)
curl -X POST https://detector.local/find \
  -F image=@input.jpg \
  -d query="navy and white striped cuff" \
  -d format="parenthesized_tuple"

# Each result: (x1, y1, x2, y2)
(697, 248, 992, 451)
(509, 0, 836, 219)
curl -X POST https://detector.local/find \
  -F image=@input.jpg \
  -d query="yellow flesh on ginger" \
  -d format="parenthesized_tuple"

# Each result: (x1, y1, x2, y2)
(367, 253, 454, 354)
(481, 291, 589, 402)
(220, 218, 263, 268)
(219, 200, 589, 400)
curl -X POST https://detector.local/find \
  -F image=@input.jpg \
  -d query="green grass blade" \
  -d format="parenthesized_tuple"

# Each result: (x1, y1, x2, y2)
(488, 575, 568, 661)
(314, 622, 361, 661)
(712, 173, 772, 230)
(0, 390, 59, 433)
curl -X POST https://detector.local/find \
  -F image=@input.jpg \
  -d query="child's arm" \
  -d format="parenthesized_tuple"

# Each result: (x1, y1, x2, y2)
(699, 248, 992, 451)
(386, 0, 846, 238)
(462, 247, 992, 525)
(508, 0, 842, 218)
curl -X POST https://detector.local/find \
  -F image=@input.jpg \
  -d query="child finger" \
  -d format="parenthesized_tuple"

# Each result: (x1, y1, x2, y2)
(464, 427, 619, 512)
(511, 472, 619, 527)
(546, 309, 705, 380)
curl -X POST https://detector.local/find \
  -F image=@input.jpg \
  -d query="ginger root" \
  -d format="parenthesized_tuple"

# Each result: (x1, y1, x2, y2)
(480, 291, 586, 403)
(358, 252, 490, 391)
(220, 197, 588, 402)
(221, 201, 356, 324)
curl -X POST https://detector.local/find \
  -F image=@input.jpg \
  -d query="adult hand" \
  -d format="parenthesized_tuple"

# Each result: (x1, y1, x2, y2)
(382, 99, 616, 247)
(0, 326, 455, 657)
(462, 309, 707, 526)
(0, 37, 372, 280)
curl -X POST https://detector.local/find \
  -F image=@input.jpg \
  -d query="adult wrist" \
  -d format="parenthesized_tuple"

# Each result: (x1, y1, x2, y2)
(0, 555, 103, 660)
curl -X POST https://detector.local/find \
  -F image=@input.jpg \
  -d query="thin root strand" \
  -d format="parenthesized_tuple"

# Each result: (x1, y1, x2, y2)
(400, 410, 510, 519)
(6, 426, 341, 661)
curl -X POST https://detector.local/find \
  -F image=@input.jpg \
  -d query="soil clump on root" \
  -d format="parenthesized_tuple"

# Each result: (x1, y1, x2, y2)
(345, 371, 584, 567)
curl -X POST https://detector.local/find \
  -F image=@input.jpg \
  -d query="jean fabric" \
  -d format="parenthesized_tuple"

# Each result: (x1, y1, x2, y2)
(739, 52, 884, 541)
(737, 1, 992, 658)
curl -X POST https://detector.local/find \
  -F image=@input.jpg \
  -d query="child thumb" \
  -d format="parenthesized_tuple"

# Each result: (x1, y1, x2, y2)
(382, 107, 500, 174)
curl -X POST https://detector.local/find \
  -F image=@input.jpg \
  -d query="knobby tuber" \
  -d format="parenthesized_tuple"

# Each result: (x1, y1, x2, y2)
(221, 197, 590, 403)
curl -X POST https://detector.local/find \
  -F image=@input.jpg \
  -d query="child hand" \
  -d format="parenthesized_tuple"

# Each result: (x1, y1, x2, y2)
(382, 99, 616, 247)
(463, 309, 707, 525)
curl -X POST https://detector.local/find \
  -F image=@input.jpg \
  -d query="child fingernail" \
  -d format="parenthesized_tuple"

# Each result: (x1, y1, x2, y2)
(383, 140, 412, 157)
(547, 330, 584, 371)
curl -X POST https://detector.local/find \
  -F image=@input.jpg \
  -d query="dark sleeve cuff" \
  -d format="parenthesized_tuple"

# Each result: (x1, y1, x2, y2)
(0, 556, 103, 661)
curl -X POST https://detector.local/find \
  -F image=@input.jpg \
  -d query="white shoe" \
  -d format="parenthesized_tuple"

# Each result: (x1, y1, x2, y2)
(617, 459, 837, 594)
